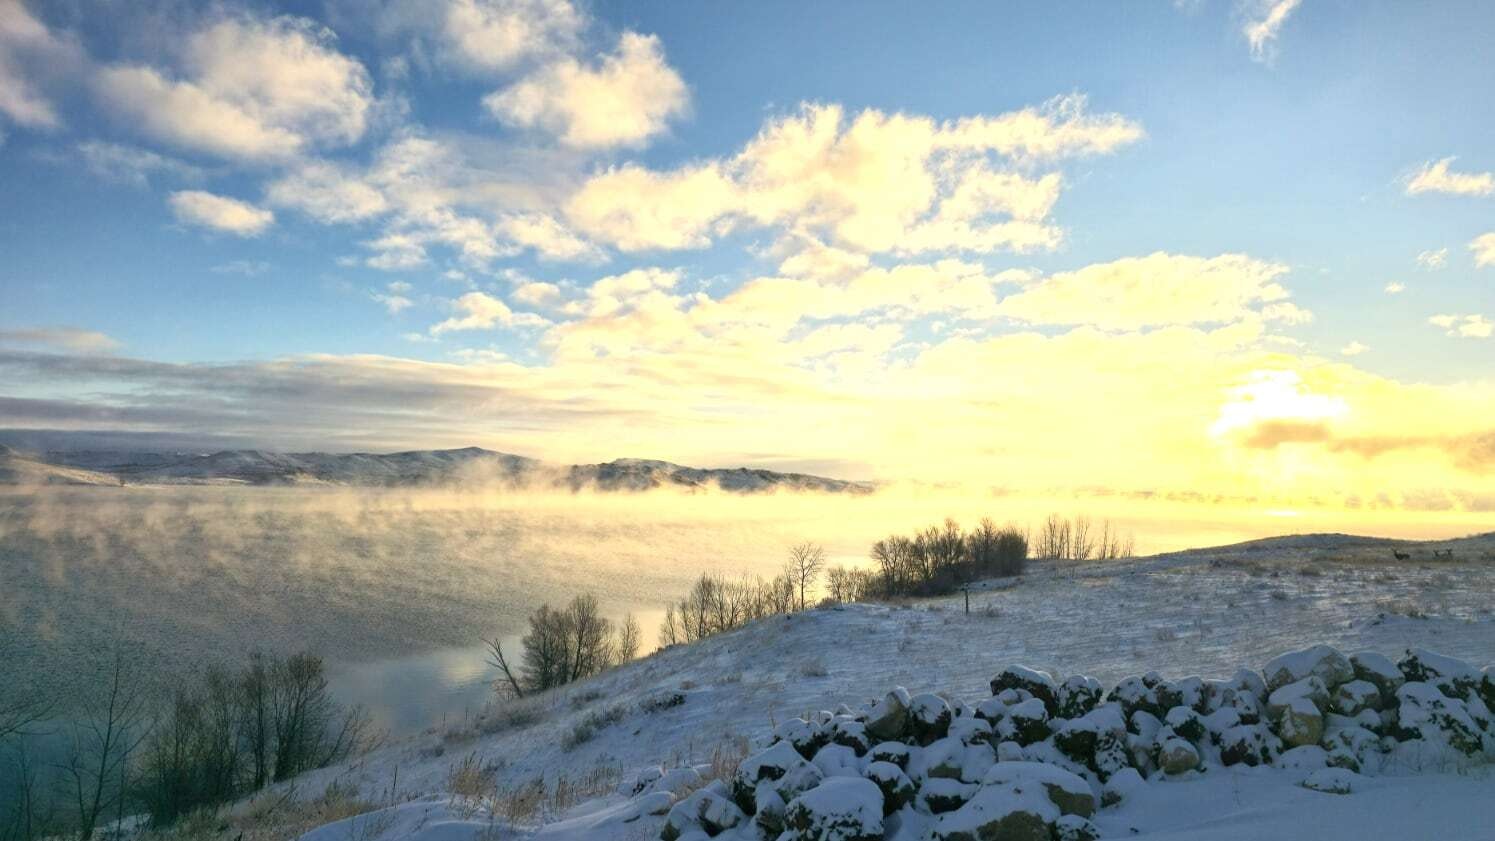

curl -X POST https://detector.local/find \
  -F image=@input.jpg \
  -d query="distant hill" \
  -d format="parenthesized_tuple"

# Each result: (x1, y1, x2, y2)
(3, 445, 875, 493)
(0, 444, 121, 486)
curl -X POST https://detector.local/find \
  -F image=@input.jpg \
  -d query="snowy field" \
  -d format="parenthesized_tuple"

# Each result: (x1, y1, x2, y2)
(273, 532, 1495, 841)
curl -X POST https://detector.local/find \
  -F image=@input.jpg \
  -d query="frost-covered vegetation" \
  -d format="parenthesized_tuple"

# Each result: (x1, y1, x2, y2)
(658, 645, 1495, 840)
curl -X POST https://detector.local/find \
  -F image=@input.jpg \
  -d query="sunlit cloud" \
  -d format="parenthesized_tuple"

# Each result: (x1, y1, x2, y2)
(1384, 281, 1406, 294)
(483, 31, 687, 149)
(372, 280, 414, 314)
(998, 252, 1304, 330)
(429, 291, 548, 334)
(1406, 157, 1494, 197)
(94, 14, 373, 161)
(168, 189, 275, 236)
(1429, 313, 1493, 339)
(211, 260, 271, 276)
(1340, 341, 1367, 356)
(566, 95, 1142, 257)
(1471, 232, 1495, 268)
(75, 141, 204, 187)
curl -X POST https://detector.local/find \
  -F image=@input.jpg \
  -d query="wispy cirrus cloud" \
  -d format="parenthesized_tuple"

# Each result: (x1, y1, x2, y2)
(0, 326, 120, 353)
(1242, 0, 1303, 63)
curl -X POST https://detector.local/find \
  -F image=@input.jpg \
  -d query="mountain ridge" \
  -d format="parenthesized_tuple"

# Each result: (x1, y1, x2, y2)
(0, 445, 875, 493)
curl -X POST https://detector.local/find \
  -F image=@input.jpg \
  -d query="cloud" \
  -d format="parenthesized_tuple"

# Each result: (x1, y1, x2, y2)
(1340, 341, 1368, 356)
(1471, 232, 1495, 268)
(1414, 248, 1447, 270)
(429, 291, 547, 334)
(997, 252, 1303, 330)
(266, 160, 390, 222)
(565, 95, 1142, 256)
(95, 14, 373, 161)
(75, 141, 205, 187)
(372, 281, 414, 314)
(484, 31, 688, 149)
(0, 327, 119, 353)
(168, 190, 275, 236)
(1238, 421, 1495, 475)
(1405, 157, 1494, 197)
(438, 0, 583, 72)
(1429, 313, 1493, 339)
(1384, 281, 1405, 294)
(0, 0, 82, 129)
(497, 212, 603, 262)
(1243, 0, 1303, 63)
(211, 260, 271, 276)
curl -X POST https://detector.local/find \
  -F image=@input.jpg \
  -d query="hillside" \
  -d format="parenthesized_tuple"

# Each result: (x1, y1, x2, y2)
(257, 532, 1495, 841)
(0, 444, 120, 486)
(2, 446, 876, 493)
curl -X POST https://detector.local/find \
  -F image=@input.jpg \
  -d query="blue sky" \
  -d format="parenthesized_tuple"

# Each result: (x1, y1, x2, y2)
(0, 0, 1492, 503)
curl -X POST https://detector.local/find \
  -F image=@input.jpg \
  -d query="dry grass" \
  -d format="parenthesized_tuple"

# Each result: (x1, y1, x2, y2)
(139, 779, 385, 841)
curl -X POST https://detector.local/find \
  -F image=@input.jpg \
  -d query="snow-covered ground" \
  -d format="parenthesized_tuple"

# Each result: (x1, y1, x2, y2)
(280, 533, 1495, 841)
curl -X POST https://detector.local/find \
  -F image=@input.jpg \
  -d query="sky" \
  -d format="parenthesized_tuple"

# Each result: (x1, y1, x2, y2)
(0, 0, 1492, 510)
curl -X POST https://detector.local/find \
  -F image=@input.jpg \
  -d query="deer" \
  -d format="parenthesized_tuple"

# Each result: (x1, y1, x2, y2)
(1392, 548, 1411, 561)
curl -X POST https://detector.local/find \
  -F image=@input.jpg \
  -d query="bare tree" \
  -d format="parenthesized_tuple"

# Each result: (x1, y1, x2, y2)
(616, 614, 641, 663)
(485, 639, 525, 698)
(787, 542, 826, 611)
(56, 653, 151, 840)
(0, 694, 49, 744)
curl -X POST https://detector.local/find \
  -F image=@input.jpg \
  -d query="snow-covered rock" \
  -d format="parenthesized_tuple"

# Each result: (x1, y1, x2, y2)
(1264, 645, 1355, 693)
(782, 777, 884, 841)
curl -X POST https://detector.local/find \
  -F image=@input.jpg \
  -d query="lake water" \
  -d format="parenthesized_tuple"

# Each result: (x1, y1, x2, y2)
(2, 484, 1488, 738)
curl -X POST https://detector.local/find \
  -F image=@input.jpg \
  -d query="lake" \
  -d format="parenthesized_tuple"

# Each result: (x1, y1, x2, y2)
(2, 484, 1487, 737)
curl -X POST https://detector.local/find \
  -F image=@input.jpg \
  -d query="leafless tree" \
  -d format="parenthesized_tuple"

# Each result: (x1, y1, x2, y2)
(56, 653, 151, 840)
(787, 542, 827, 611)
(616, 614, 641, 663)
(486, 639, 526, 698)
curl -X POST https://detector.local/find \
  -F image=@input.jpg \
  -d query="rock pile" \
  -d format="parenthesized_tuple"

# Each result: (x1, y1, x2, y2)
(653, 645, 1493, 840)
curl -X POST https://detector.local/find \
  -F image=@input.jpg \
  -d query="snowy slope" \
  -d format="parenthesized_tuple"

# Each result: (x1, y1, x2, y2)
(277, 535, 1495, 841)
(0, 444, 120, 485)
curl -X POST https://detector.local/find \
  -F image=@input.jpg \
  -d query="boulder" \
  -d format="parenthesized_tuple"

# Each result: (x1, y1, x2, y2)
(869, 741, 911, 769)
(1005, 698, 1051, 746)
(661, 787, 746, 841)
(991, 666, 1060, 716)
(919, 777, 978, 814)
(1275, 745, 1328, 770)
(982, 761, 1096, 818)
(1333, 679, 1382, 715)
(1158, 737, 1199, 775)
(811, 743, 862, 778)
(1395, 682, 1485, 757)
(1266, 677, 1330, 719)
(1163, 706, 1206, 744)
(931, 783, 1056, 841)
(865, 688, 911, 742)
(1219, 723, 1274, 767)
(1056, 675, 1104, 719)
(830, 719, 871, 755)
(1350, 652, 1404, 700)
(1276, 697, 1325, 748)
(782, 777, 884, 841)
(732, 741, 823, 813)
(909, 693, 954, 745)
(1263, 645, 1354, 692)
(862, 761, 914, 815)
(776, 717, 828, 760)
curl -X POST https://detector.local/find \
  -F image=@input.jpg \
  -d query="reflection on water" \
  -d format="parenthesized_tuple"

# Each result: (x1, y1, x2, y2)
(329, 642, 498, 735)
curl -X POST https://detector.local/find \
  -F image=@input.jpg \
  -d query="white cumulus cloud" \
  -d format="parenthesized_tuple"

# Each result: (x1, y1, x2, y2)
(169, 190, 275, 236)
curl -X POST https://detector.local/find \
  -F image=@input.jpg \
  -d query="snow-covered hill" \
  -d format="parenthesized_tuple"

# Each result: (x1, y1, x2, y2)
(262, 533, 1494, 841)
(4, 446, 876, 492)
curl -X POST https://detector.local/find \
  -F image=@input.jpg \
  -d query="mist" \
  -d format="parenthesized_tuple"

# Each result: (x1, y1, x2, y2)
(3, 482, 1488, 729)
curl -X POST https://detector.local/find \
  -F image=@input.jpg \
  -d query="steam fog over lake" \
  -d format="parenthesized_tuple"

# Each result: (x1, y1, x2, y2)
(2, 485, 1487, 735)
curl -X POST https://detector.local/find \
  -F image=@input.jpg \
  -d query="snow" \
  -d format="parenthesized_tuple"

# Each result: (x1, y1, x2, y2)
(276, 538, 1495, 841)
(783, 777, 884, 840)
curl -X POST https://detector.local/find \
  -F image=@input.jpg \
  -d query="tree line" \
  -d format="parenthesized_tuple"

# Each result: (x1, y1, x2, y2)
(1, 650, 371, 840)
